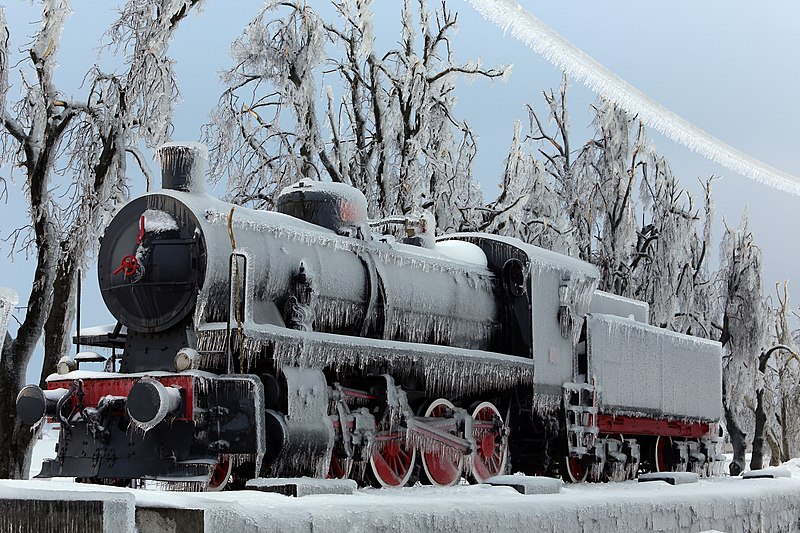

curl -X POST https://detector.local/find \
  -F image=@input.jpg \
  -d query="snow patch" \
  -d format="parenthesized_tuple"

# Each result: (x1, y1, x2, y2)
(142, 209, 179, 233)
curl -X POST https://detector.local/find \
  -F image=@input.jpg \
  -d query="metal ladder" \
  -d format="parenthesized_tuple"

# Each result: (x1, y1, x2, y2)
(562, 381, 599, 456)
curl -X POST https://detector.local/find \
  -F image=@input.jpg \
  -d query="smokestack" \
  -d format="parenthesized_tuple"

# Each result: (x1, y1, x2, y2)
(158, 142, 208, 193)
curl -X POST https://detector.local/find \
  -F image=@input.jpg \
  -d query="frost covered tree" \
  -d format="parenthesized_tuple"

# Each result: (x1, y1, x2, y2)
(633, 167, 716, 335)
(749, 283, 800, 469)
(716, 214, 769, 475)
(479, 80, 576, 253)
(205, 0, 506, 228)
(0, 0, 201, 479)
(514, 88, 716, 334)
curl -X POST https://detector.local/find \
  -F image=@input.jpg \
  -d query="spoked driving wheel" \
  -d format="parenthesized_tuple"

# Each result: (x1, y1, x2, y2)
(421, 398, 464, 487)
(470, 401, 508, 483)
(328, 453, 353, 480)
(369, 432, 417, 487)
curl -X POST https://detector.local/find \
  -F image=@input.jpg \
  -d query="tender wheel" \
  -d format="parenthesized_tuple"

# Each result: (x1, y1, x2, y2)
(369, 433, 417, 487)
(654, 436, 673, 473)
(562, 455, 588, 483)
(470, 401, 508, 483)
(206, 456, 232, 492)
(421, 398, 464, 487)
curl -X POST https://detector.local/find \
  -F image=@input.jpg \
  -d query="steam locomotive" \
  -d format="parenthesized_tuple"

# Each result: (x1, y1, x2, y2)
(16, 143, 724, 490)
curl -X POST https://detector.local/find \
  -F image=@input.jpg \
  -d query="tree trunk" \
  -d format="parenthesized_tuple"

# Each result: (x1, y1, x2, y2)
(41, 251, 79, 386)
(750, 350, 771, 470)
(750, 386, 768, 470)
(724, 402, 748, 476)
(0, 218, 58, 478)
(722, 378, 747, 476)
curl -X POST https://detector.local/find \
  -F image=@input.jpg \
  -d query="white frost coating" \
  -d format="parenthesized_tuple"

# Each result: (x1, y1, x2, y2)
(587, 313, 723, 421)
(434, 240, 489, 268)
(0, 287, 18, 353)
(589, 290, 649, 323)
(465, 0, 800, 196)
(77, 323, 123, 336)
(157, 142, 209, 193)
(246, 477, 357, 496)
(127, 377, 181, 433)
(0, 480, 136, 533)
(142, 209, 179, 233)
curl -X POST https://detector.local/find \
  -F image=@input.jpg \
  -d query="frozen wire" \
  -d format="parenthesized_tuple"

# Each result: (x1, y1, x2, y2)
(464, 0, 800, 196)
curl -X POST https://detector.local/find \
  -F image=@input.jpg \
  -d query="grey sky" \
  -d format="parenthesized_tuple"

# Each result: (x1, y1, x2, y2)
(1, 0, 798, 382)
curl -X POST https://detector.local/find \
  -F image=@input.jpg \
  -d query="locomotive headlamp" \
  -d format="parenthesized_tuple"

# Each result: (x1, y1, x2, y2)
(127, 377, 183, 431)
(57, 355, 77, 375)
(174, 347, 199, 372)
(16, 385, 70, 426)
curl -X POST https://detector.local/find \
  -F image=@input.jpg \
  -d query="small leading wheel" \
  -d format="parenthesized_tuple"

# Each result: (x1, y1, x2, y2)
(562, 455, 588, 483)
(369, 433, 417, 487)
(654, 436, 673, 473)
(470, 401, 508, 483)
(328, 453, 353, 480)
(421, 398, 464, 487)
(206, 456, 232, 492)
(328, 405, 354, 480)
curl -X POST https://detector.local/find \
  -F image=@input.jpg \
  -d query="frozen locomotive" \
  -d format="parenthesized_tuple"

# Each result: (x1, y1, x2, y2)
(16, 143, 724, 489)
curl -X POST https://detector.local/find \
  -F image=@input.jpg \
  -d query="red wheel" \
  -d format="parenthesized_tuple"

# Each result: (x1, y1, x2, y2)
(207, 456, 231, 491)
(327, 408, 353, 480)
(328, 453, 353, 480)
(421, 399, 464, 487)
(470, 402, 508, 483)
(563, 455, 588, 483)
(654, 436, 673, 473)
(369, 433, 417, 487)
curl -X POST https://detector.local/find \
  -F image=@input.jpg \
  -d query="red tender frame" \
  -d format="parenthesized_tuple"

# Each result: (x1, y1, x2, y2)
(597, 414, 710, 438)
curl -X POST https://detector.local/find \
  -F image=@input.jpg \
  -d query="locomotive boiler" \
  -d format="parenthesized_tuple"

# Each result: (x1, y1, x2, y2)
(16, 142, 725, 489)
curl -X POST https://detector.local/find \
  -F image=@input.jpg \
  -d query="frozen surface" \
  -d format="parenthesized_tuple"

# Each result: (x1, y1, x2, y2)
(465, 0, 800, 196)
(484, 475, 561, 494)
(142, 209, 179, 233)
(0, 479, 135, 533)
(246, 477, 357, 496)
(20, 430, 800, 533)
(434, 240, 489, 268)
(743, 468, 791, 479)
(587, 313, 723, 420)
(639, 472, 699, 485)
(589, 290, 649, 323)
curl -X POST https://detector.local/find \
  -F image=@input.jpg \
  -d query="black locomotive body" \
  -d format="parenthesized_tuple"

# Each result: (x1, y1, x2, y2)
(16, 143, 725, 489)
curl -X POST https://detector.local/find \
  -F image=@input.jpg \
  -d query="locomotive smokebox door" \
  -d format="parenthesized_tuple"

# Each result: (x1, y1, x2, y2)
(97, 195, 207, 334)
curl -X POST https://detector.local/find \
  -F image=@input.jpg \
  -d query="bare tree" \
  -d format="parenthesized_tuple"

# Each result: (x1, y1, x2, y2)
(716, 214, 769, 475)
(205, 0, 507, 228)
(0, 0, 202, 479)
(752, 283, 800, 467)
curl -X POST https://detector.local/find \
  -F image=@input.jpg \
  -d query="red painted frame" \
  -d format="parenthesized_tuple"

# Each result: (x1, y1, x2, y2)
(597, 414, 709, 438)
(47, 375, 194, 419)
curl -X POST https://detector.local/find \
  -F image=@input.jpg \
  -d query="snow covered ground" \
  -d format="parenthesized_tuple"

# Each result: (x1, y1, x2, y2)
(16, 425, 800, 532)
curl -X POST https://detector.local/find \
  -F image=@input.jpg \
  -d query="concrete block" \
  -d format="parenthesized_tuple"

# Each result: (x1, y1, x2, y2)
(246, 477, 358, 496)
(743, 468, 792, 479)
(638, 472, 699, 485)
(484, 475, 562, 494)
